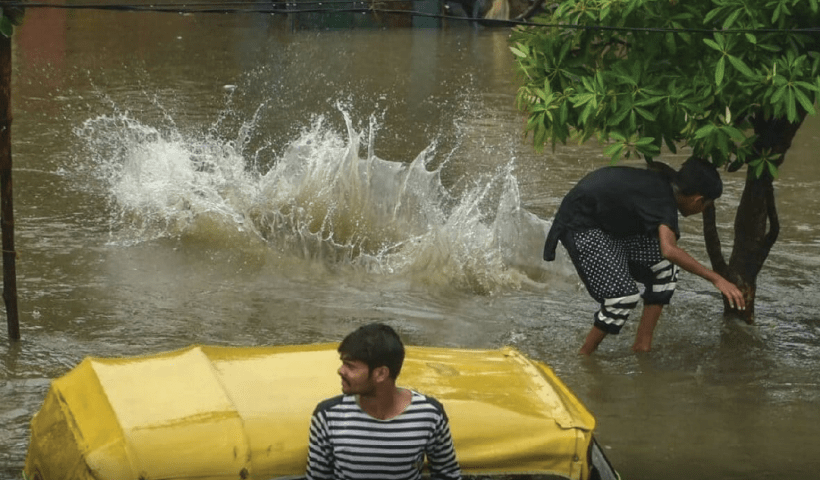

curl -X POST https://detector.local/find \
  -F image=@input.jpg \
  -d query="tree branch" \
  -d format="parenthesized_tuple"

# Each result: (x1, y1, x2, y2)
(761, 175, 779, 255)
(702, 203, 728, 276)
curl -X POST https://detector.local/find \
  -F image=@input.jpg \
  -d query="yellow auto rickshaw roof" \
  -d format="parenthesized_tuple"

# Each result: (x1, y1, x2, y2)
(25, 344, 596, 480)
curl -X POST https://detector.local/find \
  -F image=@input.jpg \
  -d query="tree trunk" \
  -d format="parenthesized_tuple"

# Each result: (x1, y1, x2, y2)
(702, 115, 805, 324)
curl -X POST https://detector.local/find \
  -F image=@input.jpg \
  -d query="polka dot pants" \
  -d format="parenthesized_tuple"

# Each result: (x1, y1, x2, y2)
(561, 229, 679, 334)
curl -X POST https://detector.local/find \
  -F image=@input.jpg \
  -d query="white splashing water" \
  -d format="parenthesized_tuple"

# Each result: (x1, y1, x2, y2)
(75, 107, 555, 294)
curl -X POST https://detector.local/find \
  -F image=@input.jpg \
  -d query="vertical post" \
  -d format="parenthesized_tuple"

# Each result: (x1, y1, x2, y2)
(0, 32, 19, 341)
(412, 0, 441, 28)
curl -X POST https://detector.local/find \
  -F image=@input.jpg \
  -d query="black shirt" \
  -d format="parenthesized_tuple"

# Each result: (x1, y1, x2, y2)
(543, 166, 679, 261)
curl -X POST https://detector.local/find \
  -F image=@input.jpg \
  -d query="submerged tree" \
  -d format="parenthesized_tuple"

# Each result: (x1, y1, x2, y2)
(510, 0, 820, 322)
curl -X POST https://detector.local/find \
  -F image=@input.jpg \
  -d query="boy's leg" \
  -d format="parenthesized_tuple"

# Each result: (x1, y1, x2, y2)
(632, 304, 663, 352)
(625, 235, 679, 352)
(562, 230, 641, 353)
(580, 325, 608, 355)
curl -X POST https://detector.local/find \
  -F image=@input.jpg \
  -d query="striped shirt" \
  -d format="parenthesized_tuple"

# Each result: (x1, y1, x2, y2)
(305, 391, 461, 480)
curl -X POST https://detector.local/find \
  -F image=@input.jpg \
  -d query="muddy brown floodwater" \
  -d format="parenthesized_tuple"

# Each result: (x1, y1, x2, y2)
(2, 9, 819, 480)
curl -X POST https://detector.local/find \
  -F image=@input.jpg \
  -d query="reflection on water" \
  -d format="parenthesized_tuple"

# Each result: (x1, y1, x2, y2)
(2, 10, 820, 480)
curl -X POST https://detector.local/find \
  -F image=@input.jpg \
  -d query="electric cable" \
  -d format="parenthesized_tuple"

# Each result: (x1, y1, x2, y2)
(1, 1, 819, 33)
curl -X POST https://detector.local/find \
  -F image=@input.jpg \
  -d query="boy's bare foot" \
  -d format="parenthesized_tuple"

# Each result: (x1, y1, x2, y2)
(631, 343, 651, 353)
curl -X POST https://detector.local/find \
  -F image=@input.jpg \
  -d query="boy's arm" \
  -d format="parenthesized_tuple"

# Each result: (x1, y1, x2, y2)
(658, 224, 745, 310)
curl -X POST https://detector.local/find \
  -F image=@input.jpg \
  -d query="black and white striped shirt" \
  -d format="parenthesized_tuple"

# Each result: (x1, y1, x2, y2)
(305, 391, 461, 480)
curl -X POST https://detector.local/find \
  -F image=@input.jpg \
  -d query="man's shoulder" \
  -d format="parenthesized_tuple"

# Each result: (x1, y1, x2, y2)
(409, 391, 449, 418)
(411, 391, 444, 409)
(313, 394, 349, 415)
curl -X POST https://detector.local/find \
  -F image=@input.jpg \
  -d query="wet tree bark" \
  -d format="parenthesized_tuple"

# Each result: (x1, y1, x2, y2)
(702, 115, 805, 324)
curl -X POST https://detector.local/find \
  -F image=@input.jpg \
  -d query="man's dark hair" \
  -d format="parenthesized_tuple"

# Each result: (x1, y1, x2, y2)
(675, 156, 723, 200)
(338, 323, 405, 380)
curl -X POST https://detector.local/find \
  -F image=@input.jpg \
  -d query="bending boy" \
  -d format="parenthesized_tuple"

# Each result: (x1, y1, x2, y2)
(543, 157, 746, 355)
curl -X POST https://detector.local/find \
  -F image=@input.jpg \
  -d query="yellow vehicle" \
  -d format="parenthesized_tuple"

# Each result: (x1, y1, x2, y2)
(23, 344, 618, 480)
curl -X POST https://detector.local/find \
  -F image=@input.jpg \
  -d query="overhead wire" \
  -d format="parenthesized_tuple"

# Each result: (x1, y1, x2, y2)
(2, 1, 820, 33)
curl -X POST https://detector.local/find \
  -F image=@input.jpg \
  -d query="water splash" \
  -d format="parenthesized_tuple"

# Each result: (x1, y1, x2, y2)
(75, 106, 555, 294)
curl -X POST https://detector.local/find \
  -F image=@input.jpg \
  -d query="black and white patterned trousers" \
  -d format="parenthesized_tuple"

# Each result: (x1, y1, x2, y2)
(561, 228, 679, 334)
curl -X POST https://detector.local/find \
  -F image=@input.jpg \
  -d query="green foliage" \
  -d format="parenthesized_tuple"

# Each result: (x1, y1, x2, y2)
(510, 0, 820, 176)
(0, 6, 25, 38)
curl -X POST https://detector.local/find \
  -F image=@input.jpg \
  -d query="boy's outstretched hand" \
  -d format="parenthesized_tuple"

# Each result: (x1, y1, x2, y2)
(713, 276, 746, 311)
(658, 225, 746, 311)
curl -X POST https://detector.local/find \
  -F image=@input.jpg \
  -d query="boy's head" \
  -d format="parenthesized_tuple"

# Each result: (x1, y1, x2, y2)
(673, 157, 723, 217)
(675, 156, 723, 201)
(338, 323, 405, 380)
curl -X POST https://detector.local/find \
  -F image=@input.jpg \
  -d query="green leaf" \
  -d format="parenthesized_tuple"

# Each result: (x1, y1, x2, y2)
(634, 136, 656, 146)
(704, 7, 721, 24)
(558, 40, 572, 64)
(745, 33, 757, 45)
(609, 131, 627, 142)
(796, 81, 819, 92)
(664, 135, 678, 154)
(604, 142, 624, 157)
(510, 46, 528, 58)
(767, 161, 779, 179)
(636, 143, 661, 157)
(787, 88, 797, 121)
(579, 101, 595, 125)
(756, 43, 781, 53)
(727, 55, 756, 79)
(717, 131, 729, 156)
(703, 38, 722, 52)
(607, 105, 631, 126)
(635, 96, 664, 107)
(715, 57, 725, 86)
(534, 122, 547, 147)
(723, 9, 741, 29)
(794, 87, 816, 114)
(612, 73, 638, 87)
(721, 125, 746, 142)
(665, 33, 677, 55)
(754, 160, 765, 178)
(695, 124, 717, 139)
(572, 93, 595, 107)
(771, 84, 787, 103)
(634, 107, 657, 121)
(595, 71, 605, 91)
(526, 113, 539, 130)
(607, 145, 625, 164)
(0, 16, 12, 38)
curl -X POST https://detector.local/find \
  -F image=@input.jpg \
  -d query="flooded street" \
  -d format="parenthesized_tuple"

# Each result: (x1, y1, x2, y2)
(2, 8, 820, 480)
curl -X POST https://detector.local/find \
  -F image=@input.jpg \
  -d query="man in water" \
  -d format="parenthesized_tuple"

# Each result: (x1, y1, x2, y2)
(543, 157, 746, 355)
(305, 323, 462, 480)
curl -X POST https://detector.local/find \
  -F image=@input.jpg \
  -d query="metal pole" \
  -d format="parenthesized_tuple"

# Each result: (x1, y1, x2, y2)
(0, 32, 20, 341)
